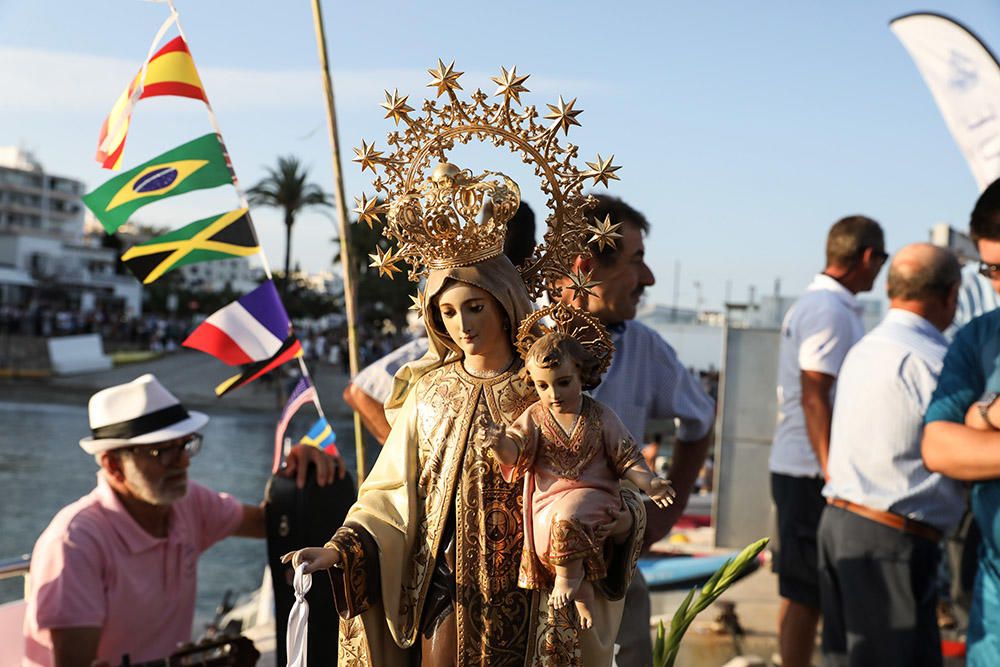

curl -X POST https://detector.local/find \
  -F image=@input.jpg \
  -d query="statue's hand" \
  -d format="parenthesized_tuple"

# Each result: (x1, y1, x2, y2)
(594, 503, 633, 544)
(475, 414, 505, 451)
(281, 546, 341, 574)
(648, 477, 677, 509)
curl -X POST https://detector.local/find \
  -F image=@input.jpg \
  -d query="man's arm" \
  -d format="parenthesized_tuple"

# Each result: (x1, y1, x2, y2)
(50, 627, 102, 667)
(923, 420, 1000, 480)
(801, 370, 836, 478)
(343, 383, 391, 445)
(233, 502, 266, 539)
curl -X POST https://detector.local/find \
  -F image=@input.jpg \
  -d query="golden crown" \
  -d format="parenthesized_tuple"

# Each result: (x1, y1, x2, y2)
(353, 60, 623, 299)
(515, 302, 615, 378)
(387, 162, 520, 270)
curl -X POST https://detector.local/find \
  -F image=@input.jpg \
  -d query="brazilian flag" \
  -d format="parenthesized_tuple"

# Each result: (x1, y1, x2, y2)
(83, 133, 233, 233)
(121, 208, 259, 284)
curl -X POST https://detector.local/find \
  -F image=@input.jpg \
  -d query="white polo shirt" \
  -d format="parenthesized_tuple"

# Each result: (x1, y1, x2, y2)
(769, 274, 864, 478)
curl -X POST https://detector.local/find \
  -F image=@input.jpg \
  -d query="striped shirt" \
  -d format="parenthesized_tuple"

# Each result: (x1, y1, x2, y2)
(952, 263, 1000, 334)
(823, 309, 964, 533)
(591, 320, 715, 443)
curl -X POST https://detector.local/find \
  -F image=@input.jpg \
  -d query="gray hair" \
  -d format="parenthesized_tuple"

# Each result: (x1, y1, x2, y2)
(887, 247, 961, 301)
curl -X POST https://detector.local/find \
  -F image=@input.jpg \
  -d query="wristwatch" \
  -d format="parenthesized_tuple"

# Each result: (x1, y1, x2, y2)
(977, 392, 1000, 430)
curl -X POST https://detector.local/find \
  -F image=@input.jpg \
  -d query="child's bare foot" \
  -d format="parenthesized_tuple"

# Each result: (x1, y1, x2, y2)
(551, 571, 583, 609)
(574, 580, 595, 630)
(574, 599, 594, 629)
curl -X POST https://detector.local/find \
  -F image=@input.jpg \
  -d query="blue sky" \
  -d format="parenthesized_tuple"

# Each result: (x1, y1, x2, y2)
(2, 0, 999, 310)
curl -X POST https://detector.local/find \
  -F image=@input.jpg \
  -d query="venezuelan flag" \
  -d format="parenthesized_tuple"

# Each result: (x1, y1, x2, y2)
(97, 36, 208, 170)
(83, 134, 233, 234)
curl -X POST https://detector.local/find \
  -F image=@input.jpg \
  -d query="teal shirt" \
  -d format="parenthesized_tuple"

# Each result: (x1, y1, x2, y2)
(926, 309, 1000, 666)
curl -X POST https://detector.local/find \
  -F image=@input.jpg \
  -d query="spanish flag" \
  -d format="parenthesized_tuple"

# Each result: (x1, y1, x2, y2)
(96, 36, 208, 170)
(82, 133, 234, 234)
(121, 208, 259, 284)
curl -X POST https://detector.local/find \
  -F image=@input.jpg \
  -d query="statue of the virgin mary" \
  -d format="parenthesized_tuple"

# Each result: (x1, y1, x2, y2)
(285, 62, 645, 666)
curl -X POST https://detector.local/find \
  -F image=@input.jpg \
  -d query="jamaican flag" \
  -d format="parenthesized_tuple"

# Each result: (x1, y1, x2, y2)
(121, 208, 259, 284)
(83, 133, 233, 233)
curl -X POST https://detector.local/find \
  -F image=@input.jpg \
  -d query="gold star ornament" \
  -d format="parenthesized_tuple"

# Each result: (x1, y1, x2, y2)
(427, 59, 464, 97)
(408, 290, 424, 312)
(565, 268, 600, 299)
(353, 193, 383, 228)
(353, 140, 384, 174)
(491, 66, 530, 105)
(587, 214, 623, 252)
(544, 96, 583, 135)
(381, 89, 414, 125)
(583, 154, 621, 188)
(369, 246, 404, 278)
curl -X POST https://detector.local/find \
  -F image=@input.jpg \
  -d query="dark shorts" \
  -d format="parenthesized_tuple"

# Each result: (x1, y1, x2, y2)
(771, 472, 826, 609)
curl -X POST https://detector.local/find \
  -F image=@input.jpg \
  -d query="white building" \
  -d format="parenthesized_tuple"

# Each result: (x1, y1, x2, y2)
(179, 258, 262, 294)
(294, 269, 343, 297)
(0, 148, 84, 237)
(0, 148, 142, 315)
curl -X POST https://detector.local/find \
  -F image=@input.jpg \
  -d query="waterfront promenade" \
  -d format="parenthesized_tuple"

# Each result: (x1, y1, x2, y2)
(0, 350, 355, 416)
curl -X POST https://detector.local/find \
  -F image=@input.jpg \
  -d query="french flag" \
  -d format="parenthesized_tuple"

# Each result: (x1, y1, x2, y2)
(183, 280, 303, 395)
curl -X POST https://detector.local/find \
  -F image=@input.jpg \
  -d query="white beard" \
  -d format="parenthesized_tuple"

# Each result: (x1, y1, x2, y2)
(121, 455, 188, 506)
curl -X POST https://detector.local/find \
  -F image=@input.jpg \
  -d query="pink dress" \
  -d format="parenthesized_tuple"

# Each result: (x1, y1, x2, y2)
(501, 396, 644, 589)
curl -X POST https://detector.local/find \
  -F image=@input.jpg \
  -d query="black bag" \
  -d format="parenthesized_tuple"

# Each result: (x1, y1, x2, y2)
(264, 466, 356, 666)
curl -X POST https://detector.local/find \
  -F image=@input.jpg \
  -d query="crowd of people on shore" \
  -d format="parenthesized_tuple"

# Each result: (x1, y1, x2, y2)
(0, 301, 409, 374)
(0, 306, 191, 348)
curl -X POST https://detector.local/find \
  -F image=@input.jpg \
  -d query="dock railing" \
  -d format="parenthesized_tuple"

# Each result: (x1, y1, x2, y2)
(0, 554, 31, 596)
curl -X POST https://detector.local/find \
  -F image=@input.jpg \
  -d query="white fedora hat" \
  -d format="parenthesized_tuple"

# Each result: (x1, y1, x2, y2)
(79, 374, 209, 455)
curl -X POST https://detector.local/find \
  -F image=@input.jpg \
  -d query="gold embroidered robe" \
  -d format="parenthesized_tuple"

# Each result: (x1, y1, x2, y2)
(327, 360, 646, 666)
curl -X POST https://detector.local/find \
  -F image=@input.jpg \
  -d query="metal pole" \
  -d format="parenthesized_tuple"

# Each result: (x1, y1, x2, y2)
(309, 0, 366, 483)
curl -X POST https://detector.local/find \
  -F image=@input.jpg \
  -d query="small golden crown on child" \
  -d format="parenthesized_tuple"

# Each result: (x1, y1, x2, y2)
(516, 302, 615, 377)
(386, 162, 520, 271)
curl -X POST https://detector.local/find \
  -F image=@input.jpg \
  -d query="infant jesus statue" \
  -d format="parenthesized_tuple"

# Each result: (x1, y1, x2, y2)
(479, 304, 675, 629)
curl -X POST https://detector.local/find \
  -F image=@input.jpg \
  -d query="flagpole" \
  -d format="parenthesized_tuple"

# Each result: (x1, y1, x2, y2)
(164, 0, 276, 283)
(296, 356, 328, 422)
(309, 0, 367, 483)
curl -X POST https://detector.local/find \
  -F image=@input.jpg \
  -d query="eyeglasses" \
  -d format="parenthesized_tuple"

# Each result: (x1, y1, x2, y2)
(979, 261, 1000, 279)
(129, 433, 203, 466)
(870, 249, 889, 264)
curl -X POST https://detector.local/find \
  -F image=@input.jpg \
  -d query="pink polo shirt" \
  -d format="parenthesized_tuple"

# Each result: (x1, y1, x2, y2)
(22, 475, 243, 666)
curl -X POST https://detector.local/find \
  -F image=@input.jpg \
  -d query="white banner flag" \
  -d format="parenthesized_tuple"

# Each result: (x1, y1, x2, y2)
(891, 12, 1000, 192)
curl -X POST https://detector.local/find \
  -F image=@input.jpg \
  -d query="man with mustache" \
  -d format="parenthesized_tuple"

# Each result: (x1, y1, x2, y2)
(558, 194, 717, 666)
(22, 374, 337, 667)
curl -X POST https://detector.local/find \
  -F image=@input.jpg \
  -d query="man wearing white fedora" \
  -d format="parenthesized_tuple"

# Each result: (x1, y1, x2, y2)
(21, 374, 338, 667)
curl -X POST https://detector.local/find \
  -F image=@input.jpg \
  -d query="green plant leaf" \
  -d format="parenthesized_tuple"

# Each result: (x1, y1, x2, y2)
(653, 538, 770, 667)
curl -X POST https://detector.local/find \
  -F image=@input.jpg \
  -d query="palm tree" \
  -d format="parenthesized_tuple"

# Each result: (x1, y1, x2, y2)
(247, 156, 330, 296)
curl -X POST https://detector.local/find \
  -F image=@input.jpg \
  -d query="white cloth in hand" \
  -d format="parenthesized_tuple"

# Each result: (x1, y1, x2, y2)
(286, 563, 312, 667)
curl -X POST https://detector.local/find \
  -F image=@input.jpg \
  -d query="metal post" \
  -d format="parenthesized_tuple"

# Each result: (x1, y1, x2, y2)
(309, 0, 367, 483)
